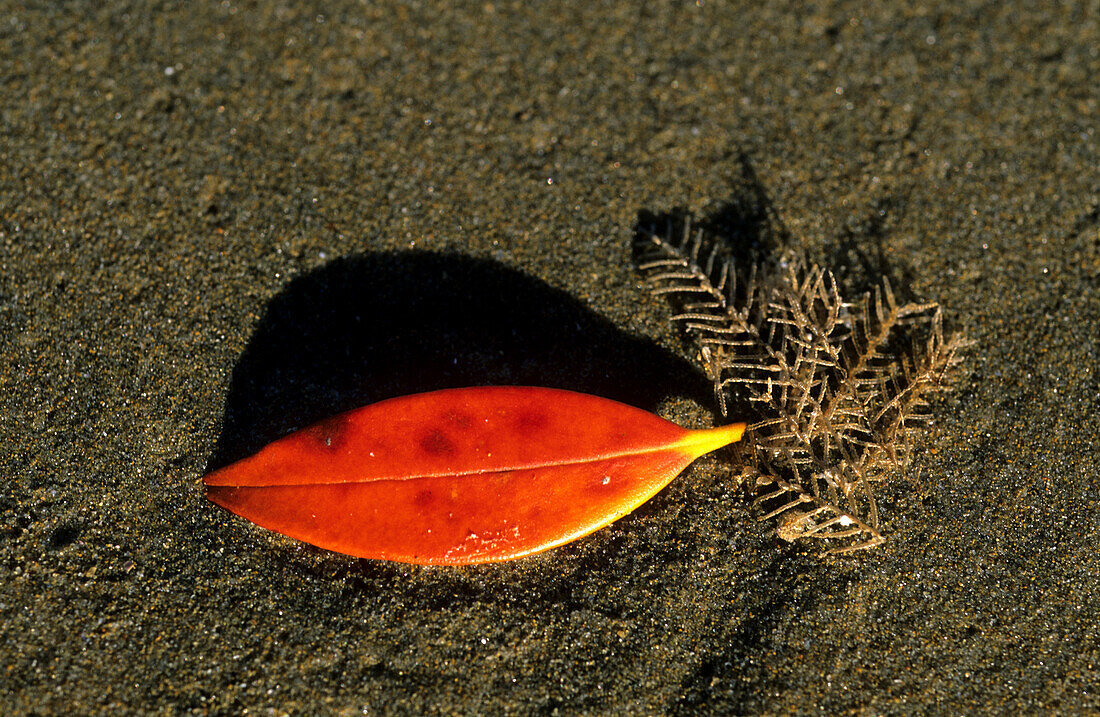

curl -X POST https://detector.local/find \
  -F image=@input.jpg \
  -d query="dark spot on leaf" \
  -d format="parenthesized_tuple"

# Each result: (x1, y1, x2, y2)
(514, 411, 548, 433)
(414, 490, 434, 507)
(420, 429, 454, 456)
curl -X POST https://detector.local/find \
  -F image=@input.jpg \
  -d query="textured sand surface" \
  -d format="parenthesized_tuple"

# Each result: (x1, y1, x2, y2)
(2, 1, 1097, 713)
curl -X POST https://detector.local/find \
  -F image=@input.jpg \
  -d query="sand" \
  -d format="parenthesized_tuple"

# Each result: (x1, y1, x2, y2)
(2, 1, 1097, 713)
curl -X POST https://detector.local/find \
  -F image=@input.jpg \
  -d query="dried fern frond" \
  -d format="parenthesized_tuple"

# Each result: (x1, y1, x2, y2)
(635, 213, 969, 554)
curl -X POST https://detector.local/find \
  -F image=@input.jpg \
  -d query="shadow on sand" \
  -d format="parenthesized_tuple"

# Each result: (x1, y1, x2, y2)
(207, 250, 711, 471)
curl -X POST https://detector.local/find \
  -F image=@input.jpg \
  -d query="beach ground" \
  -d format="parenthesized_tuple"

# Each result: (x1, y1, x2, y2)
(2, 2, 1097, 713)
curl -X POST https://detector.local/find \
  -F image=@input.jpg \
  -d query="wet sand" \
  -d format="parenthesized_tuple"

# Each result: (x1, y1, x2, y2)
(2, 1, 1097, 713)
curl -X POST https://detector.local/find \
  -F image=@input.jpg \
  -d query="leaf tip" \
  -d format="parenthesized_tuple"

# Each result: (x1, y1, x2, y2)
(683, 422, 746, 458)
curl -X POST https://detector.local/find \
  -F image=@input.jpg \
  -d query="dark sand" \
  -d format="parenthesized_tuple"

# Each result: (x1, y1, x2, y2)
(2, 1, 1097, 714)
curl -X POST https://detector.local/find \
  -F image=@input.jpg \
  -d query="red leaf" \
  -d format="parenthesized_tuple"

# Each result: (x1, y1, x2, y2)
(204, 386, 743, 565)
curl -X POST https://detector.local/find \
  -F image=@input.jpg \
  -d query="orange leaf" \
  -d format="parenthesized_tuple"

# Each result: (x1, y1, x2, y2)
(204, 386, 743, 565)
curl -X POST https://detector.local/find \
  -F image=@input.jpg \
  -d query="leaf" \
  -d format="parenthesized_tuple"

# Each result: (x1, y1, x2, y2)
(204, 386, 744, 565)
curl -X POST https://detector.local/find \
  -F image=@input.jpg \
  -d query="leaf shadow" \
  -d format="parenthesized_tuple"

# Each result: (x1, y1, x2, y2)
(208, 249, 711, 469)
